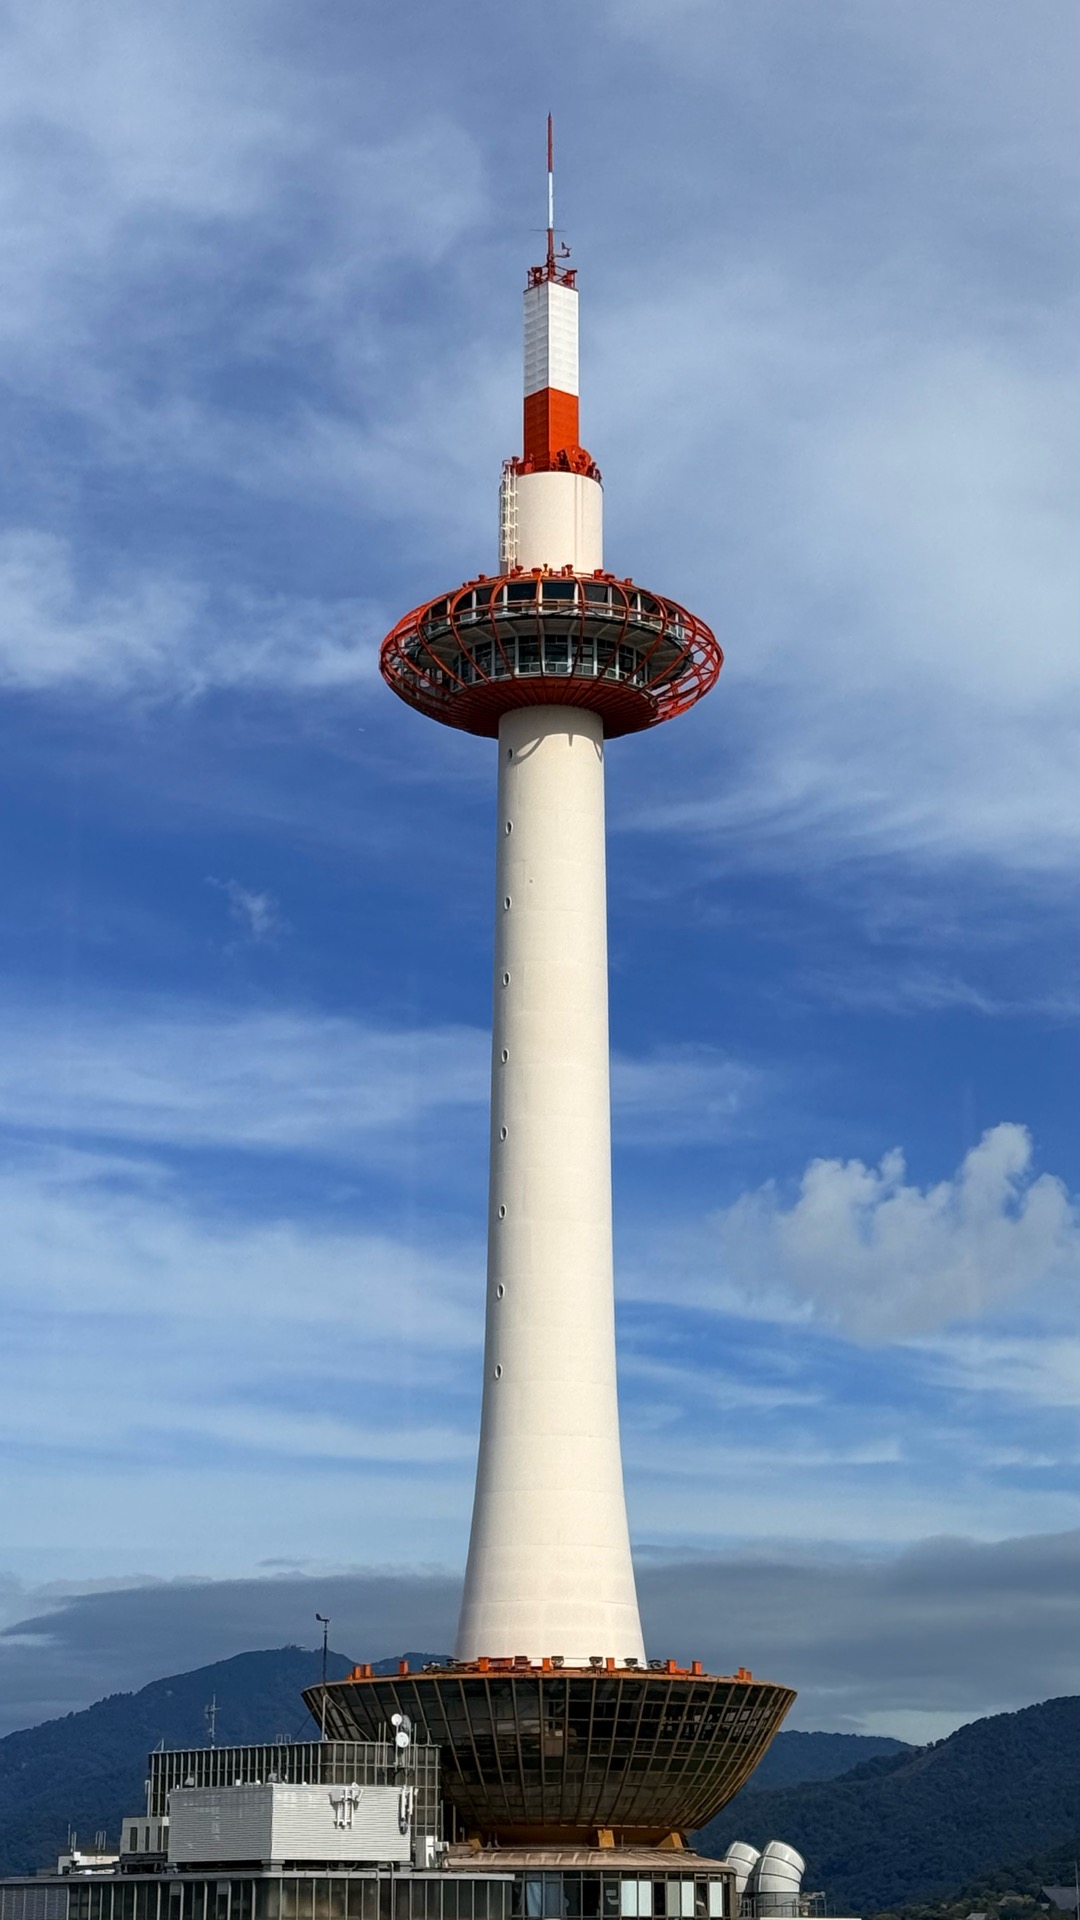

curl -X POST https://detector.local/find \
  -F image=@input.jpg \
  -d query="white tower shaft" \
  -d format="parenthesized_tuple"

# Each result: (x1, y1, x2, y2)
(455, 704, 646, 1666)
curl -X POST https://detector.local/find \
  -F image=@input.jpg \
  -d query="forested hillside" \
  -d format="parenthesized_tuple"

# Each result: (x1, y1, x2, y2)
(0, 1646, 898, 1875)
(872, 1837, 1080, 1920)
(0, 1646, 352, 1876)
(3, 1653, 1074, 1913)
(695, 1695, 1080, 1915)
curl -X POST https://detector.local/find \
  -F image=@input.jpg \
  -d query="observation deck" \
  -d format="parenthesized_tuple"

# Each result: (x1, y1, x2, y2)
(305, 1660, 795, 1848)
(380, 571, 722, 738)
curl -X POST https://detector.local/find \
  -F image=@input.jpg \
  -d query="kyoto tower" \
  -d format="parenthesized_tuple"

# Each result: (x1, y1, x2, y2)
(313, 128, 794, 1849)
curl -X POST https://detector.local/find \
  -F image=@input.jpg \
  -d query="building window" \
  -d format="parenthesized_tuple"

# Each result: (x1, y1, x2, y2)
(522, 1881, 565, 1920)
(343, 1887, 377, 1920)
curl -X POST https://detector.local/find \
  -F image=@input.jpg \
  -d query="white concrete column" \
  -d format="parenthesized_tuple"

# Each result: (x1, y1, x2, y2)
(503, 469, 604, 573)
(455, 705, 646, 1667)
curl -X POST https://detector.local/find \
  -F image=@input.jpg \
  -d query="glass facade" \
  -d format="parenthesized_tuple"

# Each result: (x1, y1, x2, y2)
(31, 1878, 514, 1920)
(511, 1878, 725, 1920)
(4, 1875, 731, 1920)
(413, 577, 689, 700)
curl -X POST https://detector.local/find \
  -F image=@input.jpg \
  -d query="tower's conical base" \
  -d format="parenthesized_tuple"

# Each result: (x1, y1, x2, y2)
(306, 1663, 795, 1846)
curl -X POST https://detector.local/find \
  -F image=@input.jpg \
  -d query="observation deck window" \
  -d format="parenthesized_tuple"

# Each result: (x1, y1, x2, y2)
(444, 636, 665, 685)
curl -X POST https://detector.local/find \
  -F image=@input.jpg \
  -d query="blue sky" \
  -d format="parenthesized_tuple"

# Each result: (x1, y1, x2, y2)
(0, 0, 1077, 1742)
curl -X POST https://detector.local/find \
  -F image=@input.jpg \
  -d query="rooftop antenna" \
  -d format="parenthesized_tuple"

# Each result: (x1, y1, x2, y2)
(546, 113, 555, 275)
(315, 1613, 331, 1742)
(204, 1695, 218, 1749)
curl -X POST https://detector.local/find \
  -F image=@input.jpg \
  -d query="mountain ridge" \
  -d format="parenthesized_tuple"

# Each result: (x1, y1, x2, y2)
(694, 1694, 1080, 1913)
(0, 1645, 902, 1877)
(2, 1650, 1074, 1914)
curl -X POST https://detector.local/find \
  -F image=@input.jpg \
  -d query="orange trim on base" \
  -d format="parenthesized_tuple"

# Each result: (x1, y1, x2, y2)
(344, 1657, 757, 1683)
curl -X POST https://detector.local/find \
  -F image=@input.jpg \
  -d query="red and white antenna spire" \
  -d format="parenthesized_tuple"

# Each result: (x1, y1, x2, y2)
(499, 116, 602, 572)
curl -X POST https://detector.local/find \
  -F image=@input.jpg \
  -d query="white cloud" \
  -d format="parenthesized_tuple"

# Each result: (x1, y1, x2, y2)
(0, 1120, 1074, 1583)
(0, 996, 486, 1157)
(0, 1, 1075, 890)
(611, 1045, 762, 1143)
(208, 878, 285, 945)
(0, 532, 382, 694)
(0, 992, 756, 1161)
(799, 964, 1080, 1021)
(603, 269, 1080, 876)
(917, 1329, 1080, 1412)
(0, 1368, 474, 1469)
(4, 1530, 1077, 1740)
(0, 1137, 484, 1577)
(712, 1124, 1079, 1338)
(0, 1144, 479, 1343)
(0, 4, 486, 371)
(622, 1353, 822, 1414)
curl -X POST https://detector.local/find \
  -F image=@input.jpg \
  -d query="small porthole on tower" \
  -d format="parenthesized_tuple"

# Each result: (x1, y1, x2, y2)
(501, 1047, 509, 1063)
(497, 1204, 506, 1219)
(494, 1364, 503, 1379)
(496, 1284, 505, 1298)
(504, 896, 512, 910)
(507, 747, 513, 760)
(505, 820, 513, 834)
(499, 1126, 507, 1140)
(502, 972, 510, 987)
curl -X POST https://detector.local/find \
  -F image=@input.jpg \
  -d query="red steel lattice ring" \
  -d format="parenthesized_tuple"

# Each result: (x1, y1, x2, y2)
(379, 571, 722, 739)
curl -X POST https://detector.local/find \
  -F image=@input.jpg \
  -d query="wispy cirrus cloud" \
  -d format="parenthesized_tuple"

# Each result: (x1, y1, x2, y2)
(0, 992, 759, 1161)
(0, 0, 1075, 1736)
(606, 282, 1079, 875)
(0, 532, 383, 696)
(0, 998, 485, 1158)
(797, 965, 1080, 1022)
(0, 3, 1075, 882)
(208, 879, 286, 946)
